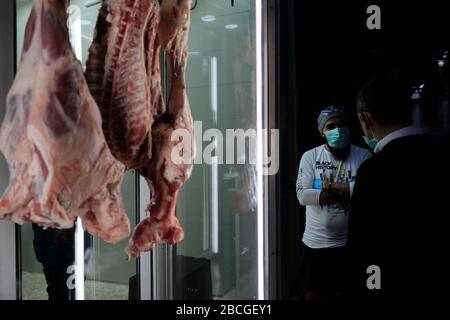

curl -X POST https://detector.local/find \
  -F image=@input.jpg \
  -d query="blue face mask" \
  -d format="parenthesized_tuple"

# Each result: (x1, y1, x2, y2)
(362, 124, 378, 150)
(363, 135, 378, 150)
(324, 127, 350, 149)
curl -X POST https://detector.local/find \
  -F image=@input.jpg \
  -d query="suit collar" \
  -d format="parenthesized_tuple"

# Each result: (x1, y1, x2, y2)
(374, 126, 424, 154)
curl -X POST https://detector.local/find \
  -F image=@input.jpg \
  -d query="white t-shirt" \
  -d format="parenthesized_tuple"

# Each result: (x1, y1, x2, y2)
(296, 144, 372, 249)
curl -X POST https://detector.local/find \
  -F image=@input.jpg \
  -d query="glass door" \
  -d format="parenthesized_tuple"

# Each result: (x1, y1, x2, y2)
(9, 0, 270, 301)
(167, 0, 268, 300)
(14, 0, 141, 300)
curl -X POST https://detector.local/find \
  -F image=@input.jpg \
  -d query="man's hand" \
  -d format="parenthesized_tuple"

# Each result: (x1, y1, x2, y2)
(328, 182, 350, 194)
(319, 189, 342, 206)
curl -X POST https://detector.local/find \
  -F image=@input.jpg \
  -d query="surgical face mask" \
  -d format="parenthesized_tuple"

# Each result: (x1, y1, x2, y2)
(360, 115, 378, 150)
(362, 124, 378, 149)
(363, 135, 378, 150)
(324, 127, 350, 149)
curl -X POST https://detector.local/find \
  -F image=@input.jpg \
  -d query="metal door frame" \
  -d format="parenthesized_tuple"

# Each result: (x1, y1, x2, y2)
(151, 42, 174, 301)
(266, 0, 278, 300)
(138, 175, 153, 300)
(0, 0, 19, 301)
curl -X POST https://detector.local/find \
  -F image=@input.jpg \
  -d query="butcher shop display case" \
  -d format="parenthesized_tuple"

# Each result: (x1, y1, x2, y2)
(0, 0, 273, 300)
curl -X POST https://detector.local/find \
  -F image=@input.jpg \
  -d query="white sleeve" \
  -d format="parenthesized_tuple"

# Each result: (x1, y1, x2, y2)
(349, 181, 355, 198)
(296, 150, 321, 206)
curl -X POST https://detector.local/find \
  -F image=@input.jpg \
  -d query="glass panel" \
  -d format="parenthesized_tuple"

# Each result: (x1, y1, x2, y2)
(84, 173, 138, 300)
(173, 0, 261, 300)
(15, 0, 138, 300)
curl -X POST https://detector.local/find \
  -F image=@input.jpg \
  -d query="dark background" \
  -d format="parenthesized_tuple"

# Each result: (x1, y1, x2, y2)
(275, 0, 450, 299)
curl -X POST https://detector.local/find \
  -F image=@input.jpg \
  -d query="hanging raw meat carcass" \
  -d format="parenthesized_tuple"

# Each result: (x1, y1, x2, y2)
(85, 0, 158, 169)
(0, 0, 130, 243)
(125, 0, 196, 259)
(86, 0, 195, 258)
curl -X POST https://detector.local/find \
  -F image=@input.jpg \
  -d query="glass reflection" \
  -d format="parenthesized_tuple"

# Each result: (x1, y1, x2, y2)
(174, 0, 259, 300)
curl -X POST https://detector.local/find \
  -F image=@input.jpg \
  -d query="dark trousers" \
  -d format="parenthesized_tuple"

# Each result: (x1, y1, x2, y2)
(32, 224, 76, 300)
(299, 243, 349, 300)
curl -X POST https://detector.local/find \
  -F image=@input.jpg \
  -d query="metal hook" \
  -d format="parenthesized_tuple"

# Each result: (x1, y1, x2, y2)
(84, 0, 100, 8)
(191, 0, 198, 10)
(87, 0, 198, 10)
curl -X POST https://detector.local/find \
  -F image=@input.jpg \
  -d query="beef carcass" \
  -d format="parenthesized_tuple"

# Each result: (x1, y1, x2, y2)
(125, 0, 195, 258)
(85, 0, 159, 169)
(0, 0, 130, 243)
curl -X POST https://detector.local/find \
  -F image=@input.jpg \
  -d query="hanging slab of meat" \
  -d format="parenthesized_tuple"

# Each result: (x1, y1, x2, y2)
(0, 0, 130, 243)
(85, 0, 159, 169)
(125, 0, 195, 259)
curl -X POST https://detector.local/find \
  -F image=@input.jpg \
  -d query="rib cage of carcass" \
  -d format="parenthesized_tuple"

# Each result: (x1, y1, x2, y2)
(85, 0, 196, 258)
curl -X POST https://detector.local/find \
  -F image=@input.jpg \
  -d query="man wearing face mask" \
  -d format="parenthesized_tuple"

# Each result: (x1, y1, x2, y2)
(296, 106, 372, 300)
(347, 76, 449, 300)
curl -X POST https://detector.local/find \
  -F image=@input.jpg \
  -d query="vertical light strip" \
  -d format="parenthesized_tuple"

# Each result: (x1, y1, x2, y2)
(255, 0, 265, 300)
(139, 175, 152, 300)
(202, 165, 210, 251)
(210, 57, 218, 124)
(211, 160, 219, 254)
(210, 56, 219, 254)
(74, 218, 85, 300)
(68, 5, 85, 300)
(67, 5, 82, 62)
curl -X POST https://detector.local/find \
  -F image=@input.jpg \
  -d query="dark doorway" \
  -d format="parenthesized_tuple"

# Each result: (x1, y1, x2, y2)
(276, 0, 450, 299)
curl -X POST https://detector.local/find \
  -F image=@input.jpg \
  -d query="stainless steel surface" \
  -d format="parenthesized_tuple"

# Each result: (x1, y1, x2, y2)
(265, 0, 277, 300)
(152, 50, 173, 301)
(84, 0, 100, 8)
(139, 175, 152, 300)
(153, 244, 173, 300)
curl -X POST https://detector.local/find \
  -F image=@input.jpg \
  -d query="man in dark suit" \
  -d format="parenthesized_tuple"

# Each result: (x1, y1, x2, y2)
(347, 76, 449, 300)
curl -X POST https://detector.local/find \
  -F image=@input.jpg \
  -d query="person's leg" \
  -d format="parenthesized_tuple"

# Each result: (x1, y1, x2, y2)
(299, 243, 312, 299)
(335, 246, 349, 299)
(42, 264, 75, 300)
(324, 246, 348, 300)
(299, 243, 324, 300)
(314, 247, 334, 299)
(55, 264, 76, 300)
(32, 224, 76, 300)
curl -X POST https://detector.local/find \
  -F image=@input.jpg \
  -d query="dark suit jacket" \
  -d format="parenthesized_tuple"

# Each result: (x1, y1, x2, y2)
(347, 134, 449, 300)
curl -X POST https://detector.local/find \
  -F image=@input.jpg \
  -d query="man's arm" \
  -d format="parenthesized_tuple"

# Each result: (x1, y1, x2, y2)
(328, 150, 372, 198)
(328, 182, 350, 193)
(319, 182, 350, 209)
(347, 149, 373, 198)
(347, 172, 367, 247)
(296, 151, 322, 206)
(296, 151, 347, 207)
(319, 187, 346, 206)
(347, 160, 378, 297)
